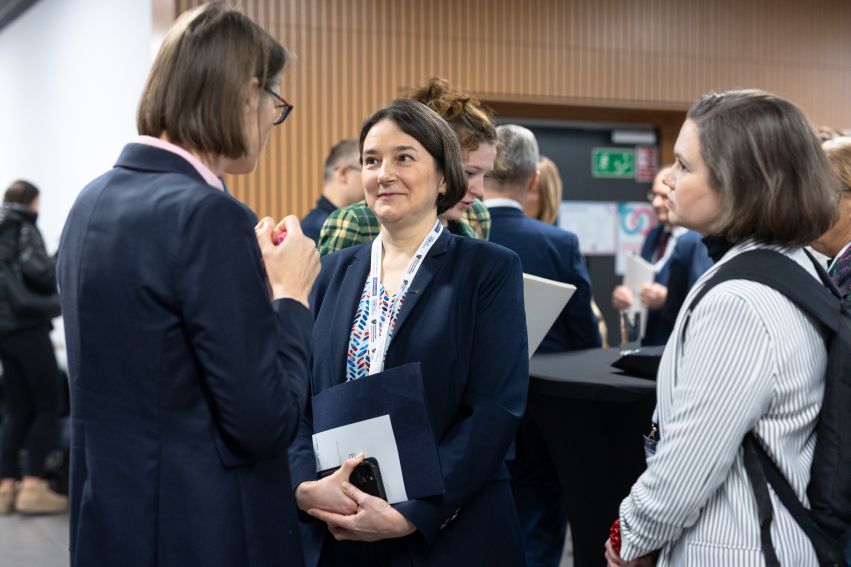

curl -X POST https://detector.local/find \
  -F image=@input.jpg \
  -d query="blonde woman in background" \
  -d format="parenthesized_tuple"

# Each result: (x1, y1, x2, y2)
(524, 156, 609, 345)
(524, 156, 562, 225)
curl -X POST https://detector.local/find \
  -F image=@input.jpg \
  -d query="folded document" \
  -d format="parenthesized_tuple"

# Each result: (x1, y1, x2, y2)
(311, 362, 445, 504)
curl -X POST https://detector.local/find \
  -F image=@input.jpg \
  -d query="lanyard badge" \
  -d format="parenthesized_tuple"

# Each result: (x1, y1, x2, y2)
(367, 220, 443, 375)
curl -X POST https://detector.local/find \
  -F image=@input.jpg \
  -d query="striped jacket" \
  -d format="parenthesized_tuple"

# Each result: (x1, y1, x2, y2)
(317, 199, 491, 256)
(619, 241, 825, 566)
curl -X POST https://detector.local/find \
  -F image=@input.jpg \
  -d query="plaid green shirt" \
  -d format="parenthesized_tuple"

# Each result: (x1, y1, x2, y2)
(317, 199, 491, 256)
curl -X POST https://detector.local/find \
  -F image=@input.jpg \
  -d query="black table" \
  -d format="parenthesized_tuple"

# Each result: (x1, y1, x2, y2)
(527, 348, 657, 567)
(530, 347, 657, 402)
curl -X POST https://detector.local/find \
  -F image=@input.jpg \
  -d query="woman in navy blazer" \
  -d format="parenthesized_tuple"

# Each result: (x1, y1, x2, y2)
(56, 4, 319, 566)
(289, 99, 529, 566)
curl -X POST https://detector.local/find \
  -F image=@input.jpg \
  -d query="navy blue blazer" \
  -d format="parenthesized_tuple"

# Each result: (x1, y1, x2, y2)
(289, 231, 528, 565)
(487, 206, 602, 353)
(301, 195, 337, 242)
(639, 226, 712, 345)
(57, 143, 311, 567)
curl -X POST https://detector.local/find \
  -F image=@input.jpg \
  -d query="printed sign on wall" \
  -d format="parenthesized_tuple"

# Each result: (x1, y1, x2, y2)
(592, 148, 635, 178)
(635, 146, 659, 183)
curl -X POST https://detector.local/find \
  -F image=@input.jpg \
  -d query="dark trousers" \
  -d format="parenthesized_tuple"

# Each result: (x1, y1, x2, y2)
(509, 415, 568, 567)
(0, 325, 61, 478)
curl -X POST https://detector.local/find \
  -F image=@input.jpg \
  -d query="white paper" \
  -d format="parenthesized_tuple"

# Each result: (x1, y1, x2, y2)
(312, 414, 408, 503)
(523, 273, 577, 358)
(623, 254, 655, 338)
(559, 201, 617, 255)
(623, 254, 655, 300)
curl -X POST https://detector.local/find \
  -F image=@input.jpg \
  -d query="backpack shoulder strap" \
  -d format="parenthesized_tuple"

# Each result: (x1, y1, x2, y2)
(745, 433, 841, 566)
(684, 249, 841, 339)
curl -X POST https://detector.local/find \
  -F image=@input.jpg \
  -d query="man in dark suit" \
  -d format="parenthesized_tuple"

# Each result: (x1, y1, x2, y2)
(611, 167, 712, 346)
(300, 139, 363, 242)
(484, 124, 602, 567)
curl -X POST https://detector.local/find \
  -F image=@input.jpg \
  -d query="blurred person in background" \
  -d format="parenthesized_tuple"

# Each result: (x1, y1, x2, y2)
(817, 125, 843, 143)
(812, 136, 851, 298)
(611, 166, 712, 346)
(527, 155, 608, 345)
(0, 180, 66, 516)
(484, 124, 601, 567)
(301, 139, 363, 241)
(524, 155, 562, 225)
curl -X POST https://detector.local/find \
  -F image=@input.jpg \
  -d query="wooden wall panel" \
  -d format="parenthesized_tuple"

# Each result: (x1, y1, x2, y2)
(171, 0, 851, 219)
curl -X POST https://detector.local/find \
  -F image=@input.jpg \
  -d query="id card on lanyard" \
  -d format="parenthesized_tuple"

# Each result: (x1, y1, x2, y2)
(367, 219, 443, 376)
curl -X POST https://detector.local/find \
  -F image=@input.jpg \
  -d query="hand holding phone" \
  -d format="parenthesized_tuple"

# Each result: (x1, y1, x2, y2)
(319, 457, 387, 501)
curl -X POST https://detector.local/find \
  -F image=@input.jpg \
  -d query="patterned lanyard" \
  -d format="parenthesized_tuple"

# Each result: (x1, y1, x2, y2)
(367, 219, 443, 375)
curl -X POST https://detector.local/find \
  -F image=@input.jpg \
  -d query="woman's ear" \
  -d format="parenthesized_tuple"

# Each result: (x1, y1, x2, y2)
(245, 76, 261, 110)
(438, 176, 447, 195)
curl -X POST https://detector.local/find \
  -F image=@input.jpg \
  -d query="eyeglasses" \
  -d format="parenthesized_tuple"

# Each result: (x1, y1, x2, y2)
(264, 87, 293, 125)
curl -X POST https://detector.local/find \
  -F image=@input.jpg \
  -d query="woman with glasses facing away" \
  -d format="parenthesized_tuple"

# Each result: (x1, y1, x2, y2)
(289, 99, 529, 566)
(56, 3, 319, 566)
(604, 90, 836, 567)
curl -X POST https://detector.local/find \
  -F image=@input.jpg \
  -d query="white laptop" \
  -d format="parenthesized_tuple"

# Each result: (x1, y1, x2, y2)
(522, 273, 577, 359)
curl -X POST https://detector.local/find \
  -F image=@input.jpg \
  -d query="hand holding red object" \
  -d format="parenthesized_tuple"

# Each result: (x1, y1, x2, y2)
(605, 519, 659, 567)
(610, 519, 622, 555)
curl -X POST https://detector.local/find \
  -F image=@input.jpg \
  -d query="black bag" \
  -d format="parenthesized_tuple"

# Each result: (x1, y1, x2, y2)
(684, 249, 851, 567)
(3, 262, 61, 319)
(1, 222, 60, 320)
(611, 345, 665, 379)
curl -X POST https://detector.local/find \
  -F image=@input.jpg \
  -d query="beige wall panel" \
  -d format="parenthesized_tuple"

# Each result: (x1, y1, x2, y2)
(169, 0, 851, 219)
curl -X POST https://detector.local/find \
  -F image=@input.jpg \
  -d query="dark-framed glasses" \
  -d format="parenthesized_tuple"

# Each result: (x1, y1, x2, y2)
(264, 87, 294, 125)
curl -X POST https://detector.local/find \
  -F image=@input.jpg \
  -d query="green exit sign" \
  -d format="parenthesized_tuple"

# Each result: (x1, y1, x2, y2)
(592, 148, 635, 178)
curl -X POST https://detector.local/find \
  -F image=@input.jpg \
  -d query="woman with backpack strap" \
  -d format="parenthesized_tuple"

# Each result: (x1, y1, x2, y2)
(604, 90, 838, 567)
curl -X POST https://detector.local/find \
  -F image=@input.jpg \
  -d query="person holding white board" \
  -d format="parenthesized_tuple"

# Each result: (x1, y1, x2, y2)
(612, 167, 712, 346)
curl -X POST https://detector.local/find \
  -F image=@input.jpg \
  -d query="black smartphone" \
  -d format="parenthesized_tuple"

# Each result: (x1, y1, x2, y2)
(317, 457, 387, 501)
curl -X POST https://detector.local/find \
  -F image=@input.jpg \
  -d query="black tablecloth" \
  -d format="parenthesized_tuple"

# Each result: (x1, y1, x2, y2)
(526, 347, 657, 566)
(530, 347, 656, 402)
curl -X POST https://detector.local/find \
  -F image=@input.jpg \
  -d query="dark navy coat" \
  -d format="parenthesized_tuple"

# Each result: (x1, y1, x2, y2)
(640, 225, 712, 346)
(289, 231, 529, 566)
(57, 143, 311, 567)
(487, 206, 602, 354)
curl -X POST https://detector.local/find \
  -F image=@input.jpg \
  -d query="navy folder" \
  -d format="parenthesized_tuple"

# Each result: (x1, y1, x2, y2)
(312, 362, 445, 501)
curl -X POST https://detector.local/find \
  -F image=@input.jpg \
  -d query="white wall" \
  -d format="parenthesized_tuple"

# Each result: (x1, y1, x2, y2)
(0, 0, 153, 252)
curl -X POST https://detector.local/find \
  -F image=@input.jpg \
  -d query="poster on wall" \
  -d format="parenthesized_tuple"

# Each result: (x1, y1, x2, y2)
(559, 201, 617, 255)
(616, 202, 658, 274)
(558, 201, 658, 274)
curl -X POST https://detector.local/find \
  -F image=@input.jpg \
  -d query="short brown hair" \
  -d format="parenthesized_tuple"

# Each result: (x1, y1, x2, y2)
(687, 90, 837, 245)
(137, 2, 288, 158)
(409, 77, 497, 154)
(359, 99, 467, 215)
(4, 180, 39, 206)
